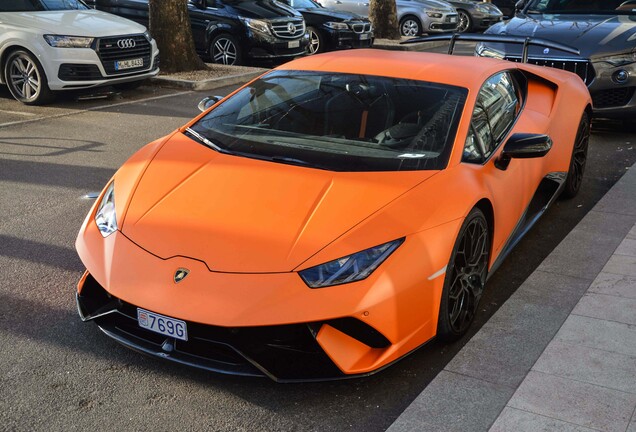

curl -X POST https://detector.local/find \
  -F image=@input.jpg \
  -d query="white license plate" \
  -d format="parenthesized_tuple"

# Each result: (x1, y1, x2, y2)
(115, 58, 143, 71)
(137, 308, 188, 341)
(288, 40, 300, 48)
(359, 33, 370, 40)
(449, 16, 458, 23)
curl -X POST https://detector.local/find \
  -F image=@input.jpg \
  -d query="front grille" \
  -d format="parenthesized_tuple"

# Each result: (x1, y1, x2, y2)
(58, 64, 102, 81)
(96, 34, 151, 75)
(592, 87, 635, 108)
(504, 56, 596, 85)
(349, 21, 372, 33)
(270, 19, 305, 38)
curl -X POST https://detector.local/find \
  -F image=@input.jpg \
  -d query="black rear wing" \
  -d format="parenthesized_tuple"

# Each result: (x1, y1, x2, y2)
(401, 33, 580, 62)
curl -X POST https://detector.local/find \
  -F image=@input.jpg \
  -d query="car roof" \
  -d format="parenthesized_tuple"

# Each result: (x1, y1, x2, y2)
(276, 49, 512, 89)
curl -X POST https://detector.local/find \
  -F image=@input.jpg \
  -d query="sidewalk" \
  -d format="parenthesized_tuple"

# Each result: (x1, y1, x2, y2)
(388, 164, 636, 432)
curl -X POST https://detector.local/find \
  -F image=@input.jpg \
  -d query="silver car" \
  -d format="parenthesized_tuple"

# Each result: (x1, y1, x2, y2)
(320, 0, 458, 36)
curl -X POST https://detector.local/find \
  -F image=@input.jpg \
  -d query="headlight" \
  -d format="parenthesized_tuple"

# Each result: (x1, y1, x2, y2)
(476, 43, 505, 59)
(299, 238, 404, 288)
(43, 35, 94, 48)
(143, 30, 152, 41)
(594, 51, 636, 67)
(324, 21, 349, 30)
(95, 182, 118, 238)
(240, 17, 271, 35)
(426, 11, 443, 18)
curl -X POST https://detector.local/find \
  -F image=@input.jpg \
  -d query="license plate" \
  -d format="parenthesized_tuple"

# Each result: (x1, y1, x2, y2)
(359, 33, 370, 40)
(288, 40, 300, 48)
(449, 16, 458, 23)
(115, 58, 143, 71)
(137, 308, 188, 341)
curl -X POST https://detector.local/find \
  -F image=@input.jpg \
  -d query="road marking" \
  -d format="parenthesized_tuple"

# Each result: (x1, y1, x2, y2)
(0, 90, 193, 129)
(0, 109, 37, 117)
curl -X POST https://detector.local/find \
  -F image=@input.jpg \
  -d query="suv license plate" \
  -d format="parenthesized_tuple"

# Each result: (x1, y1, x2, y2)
(137, 308, 188, 341)
(359, 33, 370, 40)
(288, 40, 300, 48)
(115, 58, 143, 71)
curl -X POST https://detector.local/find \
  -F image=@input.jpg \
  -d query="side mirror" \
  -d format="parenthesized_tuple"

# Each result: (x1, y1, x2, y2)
(198, 95, 223, 112)
(495, 133, 552, 170)
(190, 0, 206, 9)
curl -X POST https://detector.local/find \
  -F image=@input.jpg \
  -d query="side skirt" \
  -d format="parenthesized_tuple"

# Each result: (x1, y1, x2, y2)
(487, 171, 567, 278)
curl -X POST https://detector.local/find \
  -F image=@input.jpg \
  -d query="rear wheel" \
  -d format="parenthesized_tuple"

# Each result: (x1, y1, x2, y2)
(4, 49, 54, 105)
(437, 208, 490, 341)
(209, 34, 242, 66)
(560, 112, 590, 199)
(307, 26, 324, 55)
(400, 16, 422, 37)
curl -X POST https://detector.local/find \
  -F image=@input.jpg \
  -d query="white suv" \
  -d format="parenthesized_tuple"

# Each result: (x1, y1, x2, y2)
(0, 0, 159, 105)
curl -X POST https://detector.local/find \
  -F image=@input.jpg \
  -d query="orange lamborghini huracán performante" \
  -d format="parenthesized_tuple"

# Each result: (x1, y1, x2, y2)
(76, 49, 591, 382)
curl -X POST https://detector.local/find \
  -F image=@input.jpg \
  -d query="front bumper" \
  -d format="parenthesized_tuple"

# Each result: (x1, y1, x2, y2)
(323, 28, 374, 51)
(246, 31, 310, 60)
(426, 13, 459, 33)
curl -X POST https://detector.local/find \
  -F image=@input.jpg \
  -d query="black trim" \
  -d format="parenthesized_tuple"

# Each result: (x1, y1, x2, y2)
(488, 171, 567, 277)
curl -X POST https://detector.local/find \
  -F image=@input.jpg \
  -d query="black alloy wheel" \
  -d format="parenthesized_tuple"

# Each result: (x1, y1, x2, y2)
(210, 34, 242, 66)
(437, 208, 490, 341)
(307, 26, 323, 55)
(560, 112, 590, 199)
(4, 49, 54, 105)
(457, 10, 473, 33)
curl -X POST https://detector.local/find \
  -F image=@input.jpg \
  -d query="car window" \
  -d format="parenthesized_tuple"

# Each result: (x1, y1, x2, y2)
(527, 0, 634, 13)
(463, 71, 520, 164)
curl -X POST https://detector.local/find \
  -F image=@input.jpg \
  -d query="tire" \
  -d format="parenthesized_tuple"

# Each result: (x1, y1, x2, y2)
(400, 16, 422, 37)
(457, 10, 473, 33)
(209, 34, 242, 66)
(113, 80, 144, 91)
(560, 112, 590, 199)
(4, 49, 54, 105)
(307, 26, 324, 55)
(437, 208, 490, 341)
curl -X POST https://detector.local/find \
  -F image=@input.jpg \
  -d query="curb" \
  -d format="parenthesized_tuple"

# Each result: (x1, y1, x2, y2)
(388, 164, 636, 432)
(150, 70, 266, 91)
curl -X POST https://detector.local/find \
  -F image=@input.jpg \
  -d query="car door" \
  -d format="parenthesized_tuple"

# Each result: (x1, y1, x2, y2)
(462, 71, 544, 257)
(188, 0, 224, 52)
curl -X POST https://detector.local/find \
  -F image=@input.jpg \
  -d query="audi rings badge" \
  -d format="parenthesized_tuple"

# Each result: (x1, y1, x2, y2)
(117, 38, 136, 49)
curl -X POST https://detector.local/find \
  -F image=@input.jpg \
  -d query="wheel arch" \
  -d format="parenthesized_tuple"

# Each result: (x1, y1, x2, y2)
(0, 44, 38, 84)
(474, 198, 495, 259)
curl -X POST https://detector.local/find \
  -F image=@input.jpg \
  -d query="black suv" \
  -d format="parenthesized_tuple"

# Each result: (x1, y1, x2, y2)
(86, 0, 309, 65)
(279, 0, 372, 55)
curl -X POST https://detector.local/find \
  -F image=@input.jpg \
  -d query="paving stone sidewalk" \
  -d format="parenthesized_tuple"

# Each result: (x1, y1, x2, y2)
(388, 164, 636, 432)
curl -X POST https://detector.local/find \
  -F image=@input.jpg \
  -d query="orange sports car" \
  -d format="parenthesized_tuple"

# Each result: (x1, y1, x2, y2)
(76, 49, 591, 381)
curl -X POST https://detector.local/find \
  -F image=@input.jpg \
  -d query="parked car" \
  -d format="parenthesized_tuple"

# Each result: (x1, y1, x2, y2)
(479, 0, 636, 119)
(76, 48, 591, 381)
(320, 0, 458, 36)
(447, 0, 503, 32)
(86, 0, 309, 66)
(279, 0, 373, 55)
(0, 0, 159, 105)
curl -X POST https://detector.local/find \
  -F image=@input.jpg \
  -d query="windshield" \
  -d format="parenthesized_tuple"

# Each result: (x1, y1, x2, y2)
(189, 70, 467, 172)
(285, 0, 321, 8)
(0, 0, 88, 11)
(527, 0, 636, 14)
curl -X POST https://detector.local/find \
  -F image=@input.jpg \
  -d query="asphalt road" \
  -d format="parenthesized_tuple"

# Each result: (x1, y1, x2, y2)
(0, 81, 635, 432)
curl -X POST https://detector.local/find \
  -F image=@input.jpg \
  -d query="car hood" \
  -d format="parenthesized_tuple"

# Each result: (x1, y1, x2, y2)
(228, 0, 301, 19)
(404, 0, 455, 12)
(486, 13, 636, 57)
(298, 7, 364, 21)
(1, 10, 147, 36)
(121, 133, 436, 273)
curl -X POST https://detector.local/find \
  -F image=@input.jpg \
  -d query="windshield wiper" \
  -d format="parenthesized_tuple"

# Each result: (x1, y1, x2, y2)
(185, 127, 229, 154)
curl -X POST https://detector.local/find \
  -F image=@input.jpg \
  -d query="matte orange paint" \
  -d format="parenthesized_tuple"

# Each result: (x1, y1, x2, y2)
(76, 50, 591, 375)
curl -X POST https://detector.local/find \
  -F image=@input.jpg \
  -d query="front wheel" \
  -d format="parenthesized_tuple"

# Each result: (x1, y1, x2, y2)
(560, 112, 590, 199)
(457, 10, 473, 33)
(209, 34, 242, 66)
(4, 49, 54, 105)
(400, 16, 422, 37)
(437, 208, 490, 341)
(307, 26, 324, 55)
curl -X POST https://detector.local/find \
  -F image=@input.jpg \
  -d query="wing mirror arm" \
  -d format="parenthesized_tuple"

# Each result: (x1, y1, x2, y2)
(495, 133, 552, 170)
(198, 96, 223, 112)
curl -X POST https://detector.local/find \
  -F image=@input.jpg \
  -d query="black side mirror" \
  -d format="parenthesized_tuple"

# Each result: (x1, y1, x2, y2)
(198, 95, 223, 112)
(495, 133, 552, 170)
(190, 0, 206, 9)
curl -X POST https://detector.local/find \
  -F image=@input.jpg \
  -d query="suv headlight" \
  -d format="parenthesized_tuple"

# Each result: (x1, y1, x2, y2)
(43, 35, 94, 48)
(95, 182, 118, 237)
(299, 238, 404, 288)
(426, 11, 443, 18)
(324, 21, 349, 30)
(594, 50, 636, 67)
(240, 17, 271, 35)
